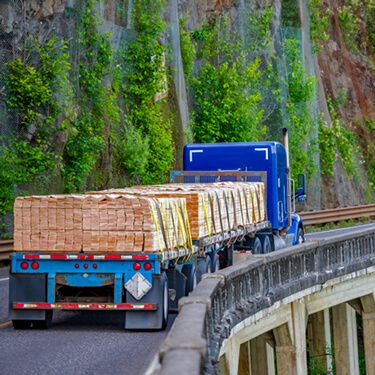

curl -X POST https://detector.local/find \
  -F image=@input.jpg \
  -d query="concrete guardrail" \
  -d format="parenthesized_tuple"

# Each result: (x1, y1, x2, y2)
(150, 227, 375, 374)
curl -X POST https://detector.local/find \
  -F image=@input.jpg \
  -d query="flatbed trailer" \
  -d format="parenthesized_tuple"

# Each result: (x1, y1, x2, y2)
(9, 215, 270, 330)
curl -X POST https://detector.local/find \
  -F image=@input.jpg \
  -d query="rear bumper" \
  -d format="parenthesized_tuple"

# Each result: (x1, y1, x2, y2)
(12, 302, 157, 311)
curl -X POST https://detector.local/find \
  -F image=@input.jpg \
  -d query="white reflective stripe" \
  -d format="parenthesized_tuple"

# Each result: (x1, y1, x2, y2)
(189, 149, 203, 162)
(254, 147, 269, 160)
(14, 303, 155, 310)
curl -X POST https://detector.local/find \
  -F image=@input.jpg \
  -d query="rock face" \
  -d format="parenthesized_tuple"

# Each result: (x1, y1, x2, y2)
(318, 2, 375, 123)
(0, 0, 373, 214)
(315, 0, 374, 206)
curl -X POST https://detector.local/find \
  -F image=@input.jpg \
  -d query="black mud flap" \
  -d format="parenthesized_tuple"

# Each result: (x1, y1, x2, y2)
(166, 268, 186, 312)
(125, 273, 167, 330)
(9, 274, 48, 321)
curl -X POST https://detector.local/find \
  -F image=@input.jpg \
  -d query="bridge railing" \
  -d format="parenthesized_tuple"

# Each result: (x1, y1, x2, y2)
(153, 227, 375, 374)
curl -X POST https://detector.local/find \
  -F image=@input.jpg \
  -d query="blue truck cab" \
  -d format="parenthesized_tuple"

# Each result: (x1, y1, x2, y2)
(183, 141, 305, 246)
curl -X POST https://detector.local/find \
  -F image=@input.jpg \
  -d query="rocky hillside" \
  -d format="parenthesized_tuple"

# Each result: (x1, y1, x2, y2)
(0, 0, 373, 235)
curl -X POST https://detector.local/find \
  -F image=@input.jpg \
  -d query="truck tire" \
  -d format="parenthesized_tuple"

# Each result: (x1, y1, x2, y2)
(297, 227, 305, 244)
(181, 264, 197, 295)
(33, 310, 53, 329)
(250, 237, 262, 254)
(219, 244, 234, 268)
(12, 320, 32, 330)
(196, 257, 210, 283)
(261, 235, 272, 254)
(210, 254, 220, 273)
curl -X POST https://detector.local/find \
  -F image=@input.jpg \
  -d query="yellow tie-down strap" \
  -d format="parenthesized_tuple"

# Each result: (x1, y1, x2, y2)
(200, 193, 212, 238)
(249, 186, 259, 223)
(150, 200, 166, 263)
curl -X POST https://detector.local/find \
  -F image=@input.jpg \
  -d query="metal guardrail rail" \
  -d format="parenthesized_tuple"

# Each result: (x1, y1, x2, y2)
(152, 226, 375, 374)
(0, 240, 13, 261)
(299, 203, 375, 225)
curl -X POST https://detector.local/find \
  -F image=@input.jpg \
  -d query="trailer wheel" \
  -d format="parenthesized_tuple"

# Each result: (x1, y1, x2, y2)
(182, 264, 197, 295)
(210, 254, 220, 273)
(12, 320, 32, 330)
(261, 235, 272, 254)
(161, 273, 169, 330)
(250, 237, 262, 254)
(33, 310, 53, 329)
(196, 257, 210, 283)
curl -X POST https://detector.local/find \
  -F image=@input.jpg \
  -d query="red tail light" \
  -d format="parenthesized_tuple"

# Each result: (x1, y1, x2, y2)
(31, 262, 39, 270)
(75, 264, 79, 269)
(21, 262, 28, 270)
(93, 264, 97, 269)
(83, 264, 89, 269)
(133, 262, 141, 271)
(143, 262, 152, 271)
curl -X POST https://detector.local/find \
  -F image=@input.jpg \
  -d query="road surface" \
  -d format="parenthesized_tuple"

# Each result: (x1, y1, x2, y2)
(1, 223, 373, 375)
(0, 266, 174, 375)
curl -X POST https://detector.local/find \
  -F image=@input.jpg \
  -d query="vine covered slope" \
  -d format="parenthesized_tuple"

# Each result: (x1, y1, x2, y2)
(0, 0, 373, 236)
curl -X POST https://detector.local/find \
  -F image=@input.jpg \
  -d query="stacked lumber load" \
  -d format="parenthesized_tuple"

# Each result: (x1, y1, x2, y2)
(13, 194, 190, 253)
(13, 182, 266, 254)
(93, 181, 266, 240)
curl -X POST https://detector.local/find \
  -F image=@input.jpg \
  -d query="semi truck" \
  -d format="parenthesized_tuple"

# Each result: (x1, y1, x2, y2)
(9, 129, 306, 330)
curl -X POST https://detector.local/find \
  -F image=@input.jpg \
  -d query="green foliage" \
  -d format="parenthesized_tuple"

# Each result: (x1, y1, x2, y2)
(318, 98, 359, 178)
(364, 119, 375, 192)
(191, 18, 264, 143)
(283, 38, 316, 178)
(0, 37, 71, 216)
(116, 125, 149, 181)
(179, 17, 196, 80)
(365, 2, 375, 51)
(328, 98, 358, 177)
(63, 0, 114, 192)
(120, 0, 174, 184)
(318, 117, 335, 177)
(338, 0, 375, 55)
(338, 5, 361, 53)
(308, 0, 330, 52)
(281, 0, 301, 28)
(246, 7, 273, 54)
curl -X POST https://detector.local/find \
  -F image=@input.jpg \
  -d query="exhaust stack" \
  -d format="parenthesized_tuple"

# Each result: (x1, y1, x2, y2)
(282, 128, 292, 230)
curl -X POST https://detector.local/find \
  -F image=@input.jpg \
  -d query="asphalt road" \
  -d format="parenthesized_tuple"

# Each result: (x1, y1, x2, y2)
(0, 268, 174, 375)
(306, 222, 375, 240)
(0, 222, 373, 375)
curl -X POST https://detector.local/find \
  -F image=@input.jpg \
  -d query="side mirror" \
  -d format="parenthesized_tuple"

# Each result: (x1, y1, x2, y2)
(296, 174, 306, 202)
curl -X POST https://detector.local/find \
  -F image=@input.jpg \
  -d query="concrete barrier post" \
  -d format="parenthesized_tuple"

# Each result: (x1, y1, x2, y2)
(291, 300, 308, 375)
(307, 309, 332, 373)
(274, 323, 296, 375)
(332, 303, 359, 375)
(249, 334, 275, 375)
(360, 293, 375, 375)
(238, 341, 251, 375)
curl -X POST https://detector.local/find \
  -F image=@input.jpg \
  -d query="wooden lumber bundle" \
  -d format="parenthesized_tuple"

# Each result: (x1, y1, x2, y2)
(13, 194, 190, 253)
(95, 181, 267, 240)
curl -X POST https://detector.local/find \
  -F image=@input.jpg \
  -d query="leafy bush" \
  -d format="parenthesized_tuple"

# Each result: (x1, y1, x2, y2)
(191, 18, 264, 143)
(120, 0, 174, 184)
(179, 17, 196, 80)
(308, 0, 329, 52)
(318, 98, 359, 179)
(62, 0, 114, 192)
(0, 38, 71, 216)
